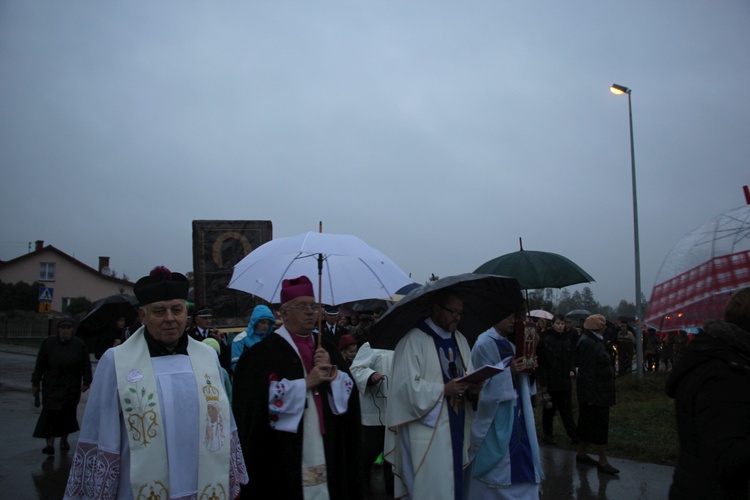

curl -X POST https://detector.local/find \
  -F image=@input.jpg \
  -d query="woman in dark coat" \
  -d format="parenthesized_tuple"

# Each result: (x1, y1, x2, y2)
(31, 316, 92, 454)
(666, 288, 750, 499)
(575, 314, 618, 475)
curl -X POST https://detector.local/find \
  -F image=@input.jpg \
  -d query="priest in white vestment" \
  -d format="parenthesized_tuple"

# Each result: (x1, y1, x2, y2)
(384, 291, 479, 500)
(64, 266, 248, 499)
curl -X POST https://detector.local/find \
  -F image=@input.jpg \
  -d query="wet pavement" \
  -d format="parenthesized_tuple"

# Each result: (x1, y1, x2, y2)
(0, 343, 674, 499)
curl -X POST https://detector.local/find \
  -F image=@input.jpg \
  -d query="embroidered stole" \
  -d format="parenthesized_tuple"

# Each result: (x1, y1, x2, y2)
(286, 331, 329, 498)
(417, 321, 467, 500)
(473, 335, 535, 483)
(301, 392, 329, 499)
(114, 329, 231, 499)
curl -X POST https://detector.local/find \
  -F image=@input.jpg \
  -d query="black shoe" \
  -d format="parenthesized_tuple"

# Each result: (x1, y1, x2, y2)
(60, 441, 70, 451)
(598, 463, 620, 475)
(42, 446, 54, 455)
(575, 454, 598, 466)
(543, 435, 558, 445)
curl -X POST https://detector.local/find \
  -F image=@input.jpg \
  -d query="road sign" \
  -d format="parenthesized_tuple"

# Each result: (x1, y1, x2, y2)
(38, 302, 51, 313)
(38, 287, 53, 302)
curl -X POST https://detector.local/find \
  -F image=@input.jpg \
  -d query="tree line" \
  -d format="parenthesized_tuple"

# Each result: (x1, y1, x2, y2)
(526, 286, 649, 322)
(1, 278, 647, 322)
(0, 280, 92, 315)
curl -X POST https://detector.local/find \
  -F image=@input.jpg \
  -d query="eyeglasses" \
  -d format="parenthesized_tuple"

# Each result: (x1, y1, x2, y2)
(284, 303, 317, 313)
(438, 304, 463, 319)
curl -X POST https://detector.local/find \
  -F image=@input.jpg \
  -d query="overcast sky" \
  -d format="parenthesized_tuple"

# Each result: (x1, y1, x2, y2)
(1, 1, 748, 309)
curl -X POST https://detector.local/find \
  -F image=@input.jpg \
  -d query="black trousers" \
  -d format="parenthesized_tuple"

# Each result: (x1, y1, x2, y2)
(362, 425, 394, 494)
(542, 389, 578, 439)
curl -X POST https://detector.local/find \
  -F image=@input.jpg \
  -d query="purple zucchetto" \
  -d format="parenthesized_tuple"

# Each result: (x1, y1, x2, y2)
(133, 266, 189, 306)
(280, 276, 315, 304)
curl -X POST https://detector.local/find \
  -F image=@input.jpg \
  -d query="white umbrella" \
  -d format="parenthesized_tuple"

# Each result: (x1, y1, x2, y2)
(227, 232, 413, 306)
(528, 309, 554, 320)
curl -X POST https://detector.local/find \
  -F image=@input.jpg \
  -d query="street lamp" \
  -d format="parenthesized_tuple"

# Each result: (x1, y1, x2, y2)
(610, 82, 644, 381)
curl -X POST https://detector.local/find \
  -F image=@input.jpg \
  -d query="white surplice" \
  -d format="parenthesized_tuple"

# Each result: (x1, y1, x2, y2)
(384, 319, 474, 499)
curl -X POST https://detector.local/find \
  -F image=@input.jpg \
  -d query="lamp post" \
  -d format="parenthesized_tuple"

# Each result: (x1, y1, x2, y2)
(610, 83, 644, 381)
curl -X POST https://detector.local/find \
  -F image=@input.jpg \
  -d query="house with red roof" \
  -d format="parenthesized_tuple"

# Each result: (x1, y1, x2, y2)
(0, 240, 134, 313)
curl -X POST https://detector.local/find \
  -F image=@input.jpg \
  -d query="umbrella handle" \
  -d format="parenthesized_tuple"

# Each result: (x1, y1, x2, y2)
(317, 253, 324, 347)
(317, 221, 323, 346)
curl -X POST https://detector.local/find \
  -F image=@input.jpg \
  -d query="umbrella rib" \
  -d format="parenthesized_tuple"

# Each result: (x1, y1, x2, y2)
(356, 258, 392, 297)
(268, 253, 312, 302)
(322, 255, 334, 305)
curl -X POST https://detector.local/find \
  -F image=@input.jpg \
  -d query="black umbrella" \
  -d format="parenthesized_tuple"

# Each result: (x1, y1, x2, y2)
(565, 309, 592, 320)
(368, 273, 524, 350)
(348, 282, 423, 312)
(78, 294, 139, 338)
(474, 239, 594, 290)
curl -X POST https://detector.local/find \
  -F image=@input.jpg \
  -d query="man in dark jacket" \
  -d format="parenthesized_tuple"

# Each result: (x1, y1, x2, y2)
(538, 313, 578, 445)
(574, 314, 618, 475)
(666, 287, 750, 499)
(187, 307, 232, 374)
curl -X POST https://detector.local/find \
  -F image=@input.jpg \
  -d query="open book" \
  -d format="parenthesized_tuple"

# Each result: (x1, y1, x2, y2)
(456, 356, 512, 384)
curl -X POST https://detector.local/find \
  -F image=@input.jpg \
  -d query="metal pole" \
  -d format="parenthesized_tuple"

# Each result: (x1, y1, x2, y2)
(626, 90, 644, 381)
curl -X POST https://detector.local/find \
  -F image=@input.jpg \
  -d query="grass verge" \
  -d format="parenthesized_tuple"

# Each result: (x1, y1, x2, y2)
(535, 371, 678, 466)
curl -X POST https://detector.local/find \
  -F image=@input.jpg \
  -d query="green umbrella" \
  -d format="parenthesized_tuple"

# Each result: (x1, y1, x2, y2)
(474, 240, 594, 290)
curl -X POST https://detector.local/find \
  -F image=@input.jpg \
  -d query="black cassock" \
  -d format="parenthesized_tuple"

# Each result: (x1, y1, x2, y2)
(232, 331, 363, 500)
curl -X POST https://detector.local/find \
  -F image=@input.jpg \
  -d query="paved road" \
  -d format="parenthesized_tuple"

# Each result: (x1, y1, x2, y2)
(0, 344, 674, 499)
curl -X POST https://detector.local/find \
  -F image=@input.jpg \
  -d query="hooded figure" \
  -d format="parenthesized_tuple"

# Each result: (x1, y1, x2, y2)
(231, 305, 276, 371)
(665, 287, 750, 500)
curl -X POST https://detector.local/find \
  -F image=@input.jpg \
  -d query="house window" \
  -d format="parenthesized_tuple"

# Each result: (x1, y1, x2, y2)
(39, 262, 55, 281)
(61, 297, 73, 313)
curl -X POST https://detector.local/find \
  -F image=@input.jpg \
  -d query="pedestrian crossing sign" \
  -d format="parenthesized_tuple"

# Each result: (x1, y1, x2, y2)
(38, 287, 53, 302)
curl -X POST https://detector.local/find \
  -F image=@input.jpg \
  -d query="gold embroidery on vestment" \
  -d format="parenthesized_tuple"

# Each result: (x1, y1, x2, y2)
(301, 463, 327, 486)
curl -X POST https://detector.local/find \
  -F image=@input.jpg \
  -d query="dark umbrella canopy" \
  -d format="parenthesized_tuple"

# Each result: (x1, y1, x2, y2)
(368, 273, 524, 350)
(474, 249, 594, 290)
(347, 283, 423, 312)
(395, 282, 422, 295)
(78, 294, 139, 337)
(565, 309, 592, 320)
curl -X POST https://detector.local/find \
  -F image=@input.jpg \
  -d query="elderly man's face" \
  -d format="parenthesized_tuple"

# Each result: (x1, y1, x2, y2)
(280, 296, 317, 336)
(432, 295, 463, 333)
(140, 299, 188, 347)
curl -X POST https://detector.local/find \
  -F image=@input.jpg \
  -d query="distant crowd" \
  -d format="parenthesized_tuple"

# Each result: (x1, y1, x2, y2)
(31, 267, 750, 500)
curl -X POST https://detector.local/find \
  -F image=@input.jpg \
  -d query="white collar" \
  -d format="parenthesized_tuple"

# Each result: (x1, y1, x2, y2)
(425, 318, 452, 339)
